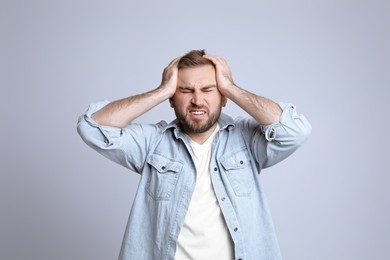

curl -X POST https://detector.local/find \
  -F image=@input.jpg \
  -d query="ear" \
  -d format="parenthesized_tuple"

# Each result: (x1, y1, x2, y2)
(169, 98, 174, 108)
(222, 96, 227, 107)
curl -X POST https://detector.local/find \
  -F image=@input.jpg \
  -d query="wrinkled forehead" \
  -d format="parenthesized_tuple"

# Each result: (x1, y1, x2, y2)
(177, 64, 216, 87)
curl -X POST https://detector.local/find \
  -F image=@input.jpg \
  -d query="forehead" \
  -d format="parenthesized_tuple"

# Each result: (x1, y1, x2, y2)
(177, 65, 216, 86)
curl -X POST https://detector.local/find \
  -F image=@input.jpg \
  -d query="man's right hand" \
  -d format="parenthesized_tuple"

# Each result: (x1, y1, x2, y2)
(160, 57, 180, 98)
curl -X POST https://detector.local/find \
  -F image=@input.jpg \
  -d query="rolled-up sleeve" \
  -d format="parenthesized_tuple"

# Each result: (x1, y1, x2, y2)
(77, 100, 162, 173)
(260, 102, 312, 168)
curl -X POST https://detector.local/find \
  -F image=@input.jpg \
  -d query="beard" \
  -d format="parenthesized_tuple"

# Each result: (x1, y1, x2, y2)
(173, 105, 222, 134)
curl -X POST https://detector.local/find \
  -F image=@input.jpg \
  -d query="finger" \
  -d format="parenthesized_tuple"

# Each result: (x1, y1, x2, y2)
(167, 57, 181, 67)
(203, 54, 218, 62)
(203, 55, 227, 66)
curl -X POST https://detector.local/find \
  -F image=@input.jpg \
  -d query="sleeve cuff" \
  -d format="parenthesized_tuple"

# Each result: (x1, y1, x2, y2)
(83, 100, 111, 127)
(260, 102, 295, 141)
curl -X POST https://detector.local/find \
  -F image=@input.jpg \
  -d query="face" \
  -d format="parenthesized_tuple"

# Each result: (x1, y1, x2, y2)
(170, 64, 227, 138)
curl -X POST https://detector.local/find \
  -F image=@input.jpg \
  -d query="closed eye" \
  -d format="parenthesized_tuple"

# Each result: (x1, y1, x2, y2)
(179, 87, 194, 93)
(178, 85, 216, 93)
(202, 85, 217, 92)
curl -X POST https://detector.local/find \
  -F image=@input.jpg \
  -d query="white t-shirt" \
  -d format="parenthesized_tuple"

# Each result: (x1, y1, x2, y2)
(175, 125, 234, 260)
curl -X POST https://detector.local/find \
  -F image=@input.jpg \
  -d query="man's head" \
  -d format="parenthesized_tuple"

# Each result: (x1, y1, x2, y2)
(170, 50, 227, 141)
(177, 49, 214, 69)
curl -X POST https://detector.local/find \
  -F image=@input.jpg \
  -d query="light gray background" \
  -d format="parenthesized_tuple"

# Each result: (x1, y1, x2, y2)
(1, 0, 389, 259)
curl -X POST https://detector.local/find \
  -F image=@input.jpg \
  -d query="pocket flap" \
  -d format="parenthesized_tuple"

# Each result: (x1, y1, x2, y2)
(147, 154, 183, 173)
(220, 148, 250, 170)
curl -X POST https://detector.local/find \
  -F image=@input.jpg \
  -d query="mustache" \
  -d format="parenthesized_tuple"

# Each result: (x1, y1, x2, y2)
(187, 105, 207, 110)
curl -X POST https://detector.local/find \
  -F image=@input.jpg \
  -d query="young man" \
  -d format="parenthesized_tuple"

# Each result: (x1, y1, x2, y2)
(77, 50, 312, 260)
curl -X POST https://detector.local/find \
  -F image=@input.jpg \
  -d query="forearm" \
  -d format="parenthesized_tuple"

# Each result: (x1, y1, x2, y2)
(202, 55, 282, 125)
(91, 86, 171, 127)
(91, 57, 179, 127)
(224, 84, 282, 125)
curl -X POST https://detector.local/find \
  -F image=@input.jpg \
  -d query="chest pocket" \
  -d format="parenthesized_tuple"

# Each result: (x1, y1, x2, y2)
(146, 154, 183, 201)
(220, 148, 254, 197)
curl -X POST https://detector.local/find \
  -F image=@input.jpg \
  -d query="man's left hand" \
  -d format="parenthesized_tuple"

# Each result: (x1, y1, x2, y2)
(203, 54, 236, 97)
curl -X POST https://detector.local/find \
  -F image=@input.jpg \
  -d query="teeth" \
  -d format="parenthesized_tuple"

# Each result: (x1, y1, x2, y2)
(192, 111, 205, 115)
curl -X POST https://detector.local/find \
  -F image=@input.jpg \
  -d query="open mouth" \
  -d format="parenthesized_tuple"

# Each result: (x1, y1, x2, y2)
(189, 110, 207, 116)
(191, 110, 205, 115)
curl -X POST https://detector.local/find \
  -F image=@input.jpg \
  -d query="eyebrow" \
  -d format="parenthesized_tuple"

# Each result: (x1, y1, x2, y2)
(201, 85, 217, 90)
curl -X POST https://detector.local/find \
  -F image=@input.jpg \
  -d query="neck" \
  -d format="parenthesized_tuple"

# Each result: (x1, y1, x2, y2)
(184, 124, 218, 144)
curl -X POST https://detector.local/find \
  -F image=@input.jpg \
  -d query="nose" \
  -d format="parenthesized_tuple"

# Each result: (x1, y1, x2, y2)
(191, 92, 203, 107)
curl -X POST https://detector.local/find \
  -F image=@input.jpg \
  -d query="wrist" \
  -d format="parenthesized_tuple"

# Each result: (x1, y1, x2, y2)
(157, 84, 176, 100)
(219, 83, 239, 99)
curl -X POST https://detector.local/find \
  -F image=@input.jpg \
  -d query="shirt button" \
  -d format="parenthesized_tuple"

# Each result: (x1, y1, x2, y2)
(234, 227, 238, 232)
(221, 197, 226, 201)
(213, 167, 218, 171)
(240, 160, 243, 164)
(161, 166, 166, 170)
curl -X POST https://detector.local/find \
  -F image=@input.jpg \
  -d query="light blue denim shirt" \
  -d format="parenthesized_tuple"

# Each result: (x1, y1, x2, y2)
(77, 101, 311, 260)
